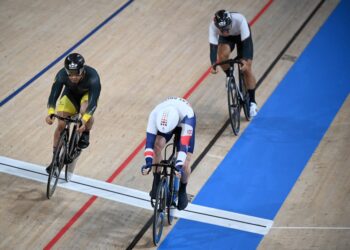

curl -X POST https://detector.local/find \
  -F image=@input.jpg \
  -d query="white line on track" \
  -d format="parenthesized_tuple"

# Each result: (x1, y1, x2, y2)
(0, 156, 273, 235)
(272, 227, 350, 230)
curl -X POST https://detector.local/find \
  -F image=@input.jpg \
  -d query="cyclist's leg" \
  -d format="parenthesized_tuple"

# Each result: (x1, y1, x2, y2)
(237, 34, 258, 116)
(177, 119, 195, 210)
(217, 45, 232, 76)
(179, 116, 195, 184)
(54, 93, 78, 147)
(78, 93, 93, 148)
(218, 35, 237, 76)
(153, 135, 167, 165)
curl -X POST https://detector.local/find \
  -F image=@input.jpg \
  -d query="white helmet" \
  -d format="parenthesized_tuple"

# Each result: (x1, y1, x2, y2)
(156, 106, 179, 133)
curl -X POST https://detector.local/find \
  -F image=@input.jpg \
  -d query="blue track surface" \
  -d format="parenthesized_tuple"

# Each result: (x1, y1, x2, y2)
(160, 1, 350, 249)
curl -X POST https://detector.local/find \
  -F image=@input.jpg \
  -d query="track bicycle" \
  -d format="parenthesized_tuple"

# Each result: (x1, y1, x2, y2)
(213, 58, 251, 135)
(46, 114, 82, 199)
(142, 134, 181, 246)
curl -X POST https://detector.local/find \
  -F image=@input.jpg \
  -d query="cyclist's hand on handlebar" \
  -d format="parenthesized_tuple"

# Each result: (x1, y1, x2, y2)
(45, 114, 55, 125)
(210, 65, 218, 74)
(240, 59, 248, 72)
(141, 165, 152, 175)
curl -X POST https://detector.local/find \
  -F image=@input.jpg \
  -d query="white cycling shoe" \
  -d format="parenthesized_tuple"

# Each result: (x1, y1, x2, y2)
(250, 102, 258, 117)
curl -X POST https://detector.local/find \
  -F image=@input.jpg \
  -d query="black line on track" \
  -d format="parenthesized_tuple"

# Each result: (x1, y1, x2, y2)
(180, 208, 267, 228)
(126, 0, 326, 248)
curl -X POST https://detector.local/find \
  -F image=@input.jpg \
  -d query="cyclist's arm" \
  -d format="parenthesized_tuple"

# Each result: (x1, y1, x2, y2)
(144, 110, 158, 166)
(82, 76, 101, 123)
(209, 21, 219, 65)
(47, 73, 64, 115)
(210, 44, 218, 66)
(145, 132, 156, 166)
(239, 15, 250, 42)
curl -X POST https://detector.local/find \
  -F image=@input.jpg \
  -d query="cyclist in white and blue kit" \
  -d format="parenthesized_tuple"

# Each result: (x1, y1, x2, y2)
(141, 97, 196, 210)
(209, 10, 258, 117)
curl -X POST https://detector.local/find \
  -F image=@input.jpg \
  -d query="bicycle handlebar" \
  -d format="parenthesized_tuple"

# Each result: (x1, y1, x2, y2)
(213, 58, 242, 70)
(141, 162, 180, 175)
(51, 114, 82, 124)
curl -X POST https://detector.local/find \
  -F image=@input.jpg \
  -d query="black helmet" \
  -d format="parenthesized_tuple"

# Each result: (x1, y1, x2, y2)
(214, 10, 232, 30)
(64, 53, 85, 75)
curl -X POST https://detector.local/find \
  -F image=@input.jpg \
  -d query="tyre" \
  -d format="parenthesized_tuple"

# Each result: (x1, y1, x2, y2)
(47, 131, 67, 199)
(65, 128, 80, 182)
(227, 78, 241, 135)
(152, 178, 167, 246)
(167, 175, 177, 225)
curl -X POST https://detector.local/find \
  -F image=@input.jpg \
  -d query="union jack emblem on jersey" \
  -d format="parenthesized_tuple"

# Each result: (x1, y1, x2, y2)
(160, 112, 168, 126)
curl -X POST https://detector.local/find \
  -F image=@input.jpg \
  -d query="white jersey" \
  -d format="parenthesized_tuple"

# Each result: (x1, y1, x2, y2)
(145, 97, 195, 168)
(209, 12, 250, 45)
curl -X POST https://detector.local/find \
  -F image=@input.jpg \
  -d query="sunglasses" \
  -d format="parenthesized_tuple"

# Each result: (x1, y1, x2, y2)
(219, 27, 230, 32)
(65, 68, 84, 76)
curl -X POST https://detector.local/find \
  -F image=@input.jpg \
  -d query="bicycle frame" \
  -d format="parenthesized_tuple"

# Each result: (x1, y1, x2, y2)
(46, 114, 82, 199)
(54, 114, 82, 165)
(218, 58, 246, 102)
(213, 58, 251, 135)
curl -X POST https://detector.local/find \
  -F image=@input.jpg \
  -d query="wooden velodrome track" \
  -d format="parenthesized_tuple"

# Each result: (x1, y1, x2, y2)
(0, 0, 349, 249)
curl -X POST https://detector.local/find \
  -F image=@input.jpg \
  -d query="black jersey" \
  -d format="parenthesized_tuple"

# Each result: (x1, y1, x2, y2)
(47, 65, 101, 118)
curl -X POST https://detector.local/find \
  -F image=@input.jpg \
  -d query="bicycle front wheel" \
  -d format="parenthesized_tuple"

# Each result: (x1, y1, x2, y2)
(167, 174, 179, 225)
(47, 131, 67, 199)
(227, 78, 241, 135)
(152, 178, 167, 246)
(65, 128, 80, 182)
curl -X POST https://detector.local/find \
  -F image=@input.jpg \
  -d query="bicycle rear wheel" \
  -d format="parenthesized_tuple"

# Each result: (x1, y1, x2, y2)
(47, 131, 67, 199)
(152, 178, 167, 246)
(227, 77, 241, 135)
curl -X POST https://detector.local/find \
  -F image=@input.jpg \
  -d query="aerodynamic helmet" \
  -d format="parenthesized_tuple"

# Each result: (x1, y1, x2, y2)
(214, 10, 232, 30)
(64, 53, 85, 75)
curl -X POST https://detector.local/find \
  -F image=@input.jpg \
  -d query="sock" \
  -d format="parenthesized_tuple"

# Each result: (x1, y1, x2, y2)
(248, 89, 256, 104)
(179, 182, 187, 194)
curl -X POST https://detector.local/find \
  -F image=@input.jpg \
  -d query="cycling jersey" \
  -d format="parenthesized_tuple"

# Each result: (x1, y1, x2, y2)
(47, 65, 101, 122)
(144, 97, 196, 168)
(209, 12, 253, 64)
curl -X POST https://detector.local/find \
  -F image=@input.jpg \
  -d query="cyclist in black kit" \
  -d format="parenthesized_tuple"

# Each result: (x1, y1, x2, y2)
(45, 53, 101, 172)
(209, 10, 258, 117)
